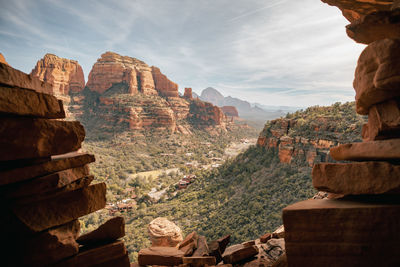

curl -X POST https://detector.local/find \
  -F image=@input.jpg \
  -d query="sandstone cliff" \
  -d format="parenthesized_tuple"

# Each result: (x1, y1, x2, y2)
(0, 53, 8, 65)
(257, 102, 365, 166)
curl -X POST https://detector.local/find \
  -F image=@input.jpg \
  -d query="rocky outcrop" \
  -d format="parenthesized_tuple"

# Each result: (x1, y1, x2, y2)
(151, 66, 179, 97)
(221, 106, 239, 117)
(0, 64, 130, 266)
(148, 217, 183, 247)
(188, 99, 226, 128)
(86, 51, 157, 95)
(184, 87, 193, 99)
(283, 1, 400, 266)
(0, 53, 8, 65)
(31, 54, 85, 96)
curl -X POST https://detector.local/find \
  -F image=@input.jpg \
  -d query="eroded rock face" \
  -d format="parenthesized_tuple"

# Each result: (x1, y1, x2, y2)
(31, 54, 85, 96)
(184, 87, 193, 99)
(0, 53, 9, 65)
(221, 106, 239, 117)
(86, 51, 157, 95)
(151, 66, 179, 97)
(188, 99, 226, 128)
(354, 39, 400, 115)
(148, 217, 183, 247)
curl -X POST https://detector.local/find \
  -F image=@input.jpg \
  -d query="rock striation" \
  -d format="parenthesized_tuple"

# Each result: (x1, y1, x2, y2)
(0, 63, 130, 266)
(283, 1, 400, 266)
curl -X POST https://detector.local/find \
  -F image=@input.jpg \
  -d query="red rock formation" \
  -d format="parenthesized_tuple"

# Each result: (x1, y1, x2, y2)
(86, 52, 157, 95)
(0, 53, 9, 65)
(31, 54, 85, 96)
(151, 66, 179, 97)
(189, 99, 226, 128)
(184, 87, 193, 99)
(221, 106, 239, 117)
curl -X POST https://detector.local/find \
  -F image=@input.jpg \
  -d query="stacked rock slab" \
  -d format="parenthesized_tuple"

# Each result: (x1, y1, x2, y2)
(0, 62, 130, 266)
(283, 1, 400, 266)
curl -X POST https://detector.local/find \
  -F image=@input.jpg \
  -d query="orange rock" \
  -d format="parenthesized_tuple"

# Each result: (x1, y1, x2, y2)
(260, 233, 272, 243)
(321, 0, 393, 22)
(353, 39, 400, 114)
(222, 244, 258, 264)
(184, 87, 193, 99)
(362, 99, 400, 141)
(193, 235, 209, 256)
(0, 53, 8, 65)
(188, 99, 226, 128)
(77, 216, 125, 245)
(221, 106, 239, 117)
(330, 139, 400, 161)
(12, 183, 106, 232)
(283, 198, 400, 266)
(0, 152, 95, 186)
(151, 66, 179, 97)
(346, 10, 400, 44)
(0, 85, 65, 118)
(0, 118, 85, 161)
(312, 162, 400, 195)
(179, 231, 198, 250)
(0, 62, 53, 94)
(31, 54, 85, 96)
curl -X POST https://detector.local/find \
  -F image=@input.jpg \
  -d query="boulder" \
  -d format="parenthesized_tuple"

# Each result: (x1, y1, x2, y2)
(262, 238, 285, 261)
(182, 256, 216, 267)
(272, 225, 285, 239)
(0, 118, 85, 161)
(77, 216, 125, 245)
(0, 62, 53, 94)
(208, 234, 231, 263)
(192, 235, 209, 256)
(11, 183, 106, 232)
(148, 217, 183, 247)
(0, 85, 65, 118)
(222, 244, 259, 264)
(362, 99, 400, 141)
(56, 240, 129, 267)
(138, 246, 184, 266)
(330, 139, 400, 161)
(0, 152, 95, 186)
(353, 39, 400, 114)
(346, 10, 400, 44)
(260, 233, 272, 243)
(312, 162, 400, 195)
(283, 198, 400, 266)
(179, 231, 198, 249)
(1, 165, 90, 198)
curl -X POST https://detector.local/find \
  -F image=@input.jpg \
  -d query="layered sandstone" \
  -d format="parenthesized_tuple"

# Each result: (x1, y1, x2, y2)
(151, 66, 179, 97)
(31, 54, 85, 96)
(0, 53, 8, 65)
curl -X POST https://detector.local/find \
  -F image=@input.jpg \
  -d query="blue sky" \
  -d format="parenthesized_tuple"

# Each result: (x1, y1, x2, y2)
(0, 0, 365, 107)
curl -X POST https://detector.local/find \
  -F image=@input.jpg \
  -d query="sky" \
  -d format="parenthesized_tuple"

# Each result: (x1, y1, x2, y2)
(0, 0, 365, 107)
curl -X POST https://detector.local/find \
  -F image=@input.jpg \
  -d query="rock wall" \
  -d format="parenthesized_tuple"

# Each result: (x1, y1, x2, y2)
(151, 66, 179, 97)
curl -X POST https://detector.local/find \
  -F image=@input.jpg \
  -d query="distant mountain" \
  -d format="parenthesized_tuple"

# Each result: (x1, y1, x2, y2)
(199, 87, 300, 125)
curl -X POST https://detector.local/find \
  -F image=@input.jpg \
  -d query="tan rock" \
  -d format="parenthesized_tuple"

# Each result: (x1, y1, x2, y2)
(283, 198, 400, 266)
(138, 246, 184, 266)
(330, 139, 400, 161)
(148, 217, 183, 247)
(182, 256, 216, 267)
(0, 118, 85, 161)
(193, 235, 209, 256)
(271, 253, 287, 267)
(77, 216, 125, 245)
(312, 162, 400, 195)
(362, 99, 400, 140)
(222, 244, 259, 264)
(0, 62, 53, 94)
(31, 53, 85, 96)
(2, 165, 90, 198)
(346, 10, 400, 44)
(272, 225, 285, 239)
(353, 39, 400, 114)
(0, 85, 65, 118)
(0, 152, 95, 186)
(21, 220, 80, 266)
(12, 183, 106, 232)
(56, 240, 129, 267)
(260, 233, 272, 243)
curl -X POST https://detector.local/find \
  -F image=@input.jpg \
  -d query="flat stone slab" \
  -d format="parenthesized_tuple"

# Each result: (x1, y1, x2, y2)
(77, 216, 125, 245)
(55, 240, 128, 267)
(0, 85, 65, 118)
(182, 256, 216, 267)
(354, 39, 400, 114)
(0, 62, 53, 94)
(0, 118, 85, 161)
(222, 244, 258, 264)
(283, 198, 400, 266)
(0, 152, 95, 186)
(330, 139, 400, 161)
(138, 246, 184, 266)
(346, 10, 400, 44)
(2, 165, 90, 199)
(312, 162, 400, 195)
(192, 235, 209, 256)
(12, 183, 106, 232)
